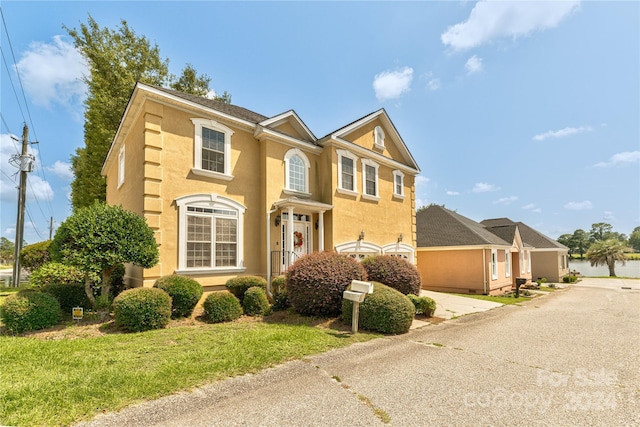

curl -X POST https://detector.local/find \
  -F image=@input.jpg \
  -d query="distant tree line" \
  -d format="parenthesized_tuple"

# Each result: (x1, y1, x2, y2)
(557, 223, 640, 259)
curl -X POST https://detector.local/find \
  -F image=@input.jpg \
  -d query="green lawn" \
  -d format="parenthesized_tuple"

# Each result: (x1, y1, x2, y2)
(0, 315, 380, 426)
(453, 293, 534, 305)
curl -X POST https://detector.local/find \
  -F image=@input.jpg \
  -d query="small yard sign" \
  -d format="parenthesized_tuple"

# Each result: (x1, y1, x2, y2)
(72, 307, 83, 320)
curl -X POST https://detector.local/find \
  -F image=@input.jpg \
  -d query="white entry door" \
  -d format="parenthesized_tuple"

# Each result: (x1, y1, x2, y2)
(282, 215, 312, 263)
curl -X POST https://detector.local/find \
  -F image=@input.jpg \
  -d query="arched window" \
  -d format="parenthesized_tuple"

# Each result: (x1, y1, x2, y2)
(284, 149, 310, 195)
(374, 126, 385, 150)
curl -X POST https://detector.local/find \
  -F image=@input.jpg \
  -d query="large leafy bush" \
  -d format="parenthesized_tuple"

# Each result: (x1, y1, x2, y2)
(203, 292, 243, 323)
(30, 262, 85, 288)
(407, 294, 436, 317)
(19, 240, 51, 272)
(361, 255, 421, 295)
(287, 252, 366, 317)
(242, 286, 270, 316)
(1, 291, 61, 334)
(112, 288, 171, 332)
(41, 283, 93, 314)
(225, 276, 267, 303)
(154, 275, 203, 318)
(342, 282, 415, 334)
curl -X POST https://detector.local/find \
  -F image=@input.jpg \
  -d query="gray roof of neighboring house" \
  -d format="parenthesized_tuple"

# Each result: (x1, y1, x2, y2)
(151, 85, 270, 124)
(416, 205, 511, 247)
(481, 218, 568, 250)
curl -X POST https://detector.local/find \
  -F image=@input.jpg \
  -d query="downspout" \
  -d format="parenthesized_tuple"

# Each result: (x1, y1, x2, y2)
(482, 248, 487, 295)
(266, 207, 277, 298)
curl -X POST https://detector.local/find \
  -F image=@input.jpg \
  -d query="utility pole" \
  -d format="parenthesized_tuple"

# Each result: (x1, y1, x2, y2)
(12, 124, 33, 287)
(49, 216, 54, 240)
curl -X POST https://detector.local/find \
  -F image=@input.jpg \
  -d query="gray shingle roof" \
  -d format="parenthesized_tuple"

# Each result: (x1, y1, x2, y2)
(481, 218, 568, 250)
(416, 205, 510, 247)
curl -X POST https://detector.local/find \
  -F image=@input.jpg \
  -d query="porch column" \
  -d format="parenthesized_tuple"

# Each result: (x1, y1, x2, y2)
(318, 211, 325, 251)
(287, 206, 294, 264)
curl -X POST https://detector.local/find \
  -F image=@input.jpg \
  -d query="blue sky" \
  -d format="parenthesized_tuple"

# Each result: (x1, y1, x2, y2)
(1, 1, 638, 245)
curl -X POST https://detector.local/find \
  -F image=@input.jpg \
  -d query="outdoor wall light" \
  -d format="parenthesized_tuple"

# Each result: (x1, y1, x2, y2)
(398, 233, 403, 243)
(275, 214, 281, 227)
(358, 230, 365, 241)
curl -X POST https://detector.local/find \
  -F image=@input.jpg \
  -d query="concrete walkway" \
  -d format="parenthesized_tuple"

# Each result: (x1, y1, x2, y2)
(410, 289, 504, 329)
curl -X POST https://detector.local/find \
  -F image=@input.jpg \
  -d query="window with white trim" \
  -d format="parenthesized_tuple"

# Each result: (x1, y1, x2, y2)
(361, 159, 379, 199)
(505, 249, 511, 278)
(176, 194, 245, 273)
(337, 149, 358, 194)
(374, 126, 385, 150)
(520, 251, 525, 275)
(491, 249, 498, 280)
(191, 118, 234, 180)
(393, 170, 404, 198)
(284, 149, 310, 195)
(526, 250, 531, 273)
(117, 145, 125, 188)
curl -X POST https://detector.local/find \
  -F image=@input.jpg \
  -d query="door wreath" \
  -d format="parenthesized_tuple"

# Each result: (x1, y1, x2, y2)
(293, 231, 304, 248)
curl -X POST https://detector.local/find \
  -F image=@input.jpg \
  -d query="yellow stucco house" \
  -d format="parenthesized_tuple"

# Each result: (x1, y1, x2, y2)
(102, 83, 420, 290)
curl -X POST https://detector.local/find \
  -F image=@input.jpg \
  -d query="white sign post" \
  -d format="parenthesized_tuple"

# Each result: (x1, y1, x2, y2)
(343, 280, 374, 333)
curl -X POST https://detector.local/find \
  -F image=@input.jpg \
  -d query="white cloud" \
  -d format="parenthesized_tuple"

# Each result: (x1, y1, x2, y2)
(415, 175, 430, 185)
(594, 151, 640, 167)
(446, 190, 460, 196)
(16, 35, 87, 108)
(26, 175, 54, 202)
(465, 55, 483, 74)
(603, 211, 615, 221)
(46, 161, 74, 181)
(472, 182, 500, 193)
(493, 196, 518, 205)
(564, 200, 593, 211)
(441, 0, 580, 51)
(428, 78, 441, 91)
(522, 203, 541, 213)
(373, 67, 413, 102)
(533, 126, 593, 141)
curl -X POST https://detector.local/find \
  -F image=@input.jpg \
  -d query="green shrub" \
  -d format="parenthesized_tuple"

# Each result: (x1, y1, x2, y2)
(287, 251, 367, 317)
(154, 275, 203, 318)
(407, 294, 436, 317)
(1, 291, 61, 334)
(112, 288, 172, 332)
(203, 292, 243, 323)
(41, 283, 92, 314)
(30, 262, 85, 288)
(109, 263, 127, 298)
(562, 275, 578, 283)
(342, 282, 415, 334)
(243, 286, 270, 316)
(271, 276, 290, 311)
(225, 276, 267, 303)
(19, 240, 51, 272)
(361, 255, 421, 295)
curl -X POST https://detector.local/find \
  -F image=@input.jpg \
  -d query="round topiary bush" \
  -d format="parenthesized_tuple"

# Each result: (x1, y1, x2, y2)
(112, 288, 172, 332)
(407, 294, 436, 317)
(1, 291, 61, 334)
(41, 283, 92, 314)
(243, 286, 270, 316)
(225, 276, 267, 303)
(342, 282, 415, 334)
(19, 240, 52, 272)
(203, 292, 243, 323)
(30, 262, 85, 288)
(153, 274, 203, 318)
(361, 255, 421, 295)
(287, 251, 367, 317)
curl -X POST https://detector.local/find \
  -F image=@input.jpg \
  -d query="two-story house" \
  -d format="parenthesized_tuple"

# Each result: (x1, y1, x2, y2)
(102, 83, 420, 290)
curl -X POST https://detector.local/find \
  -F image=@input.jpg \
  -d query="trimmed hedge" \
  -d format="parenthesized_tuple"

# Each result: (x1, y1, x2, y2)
(112, 288, 172, 332)
(154, 275, 203, 318)
(342, 282, 415, 334)
(243, 286, 270, 316)
(225, 276, 267, 303)
(271, 276, 290, 311)
(19, 240, 51, 272)
(1, 291, 60, 334)
(408, 294, 436, 317)
(287, 251, 367, 317)
(30, 262, 85, 288)
(41, 283, 92, 314)
(361, 255, 421, 295)
(203, 292, 243, 323)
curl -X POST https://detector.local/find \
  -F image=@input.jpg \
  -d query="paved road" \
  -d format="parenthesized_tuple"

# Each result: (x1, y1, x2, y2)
(78, 279, 639, 427)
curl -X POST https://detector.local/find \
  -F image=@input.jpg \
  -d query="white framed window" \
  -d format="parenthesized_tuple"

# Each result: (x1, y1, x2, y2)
(491, 249, 498, 280)
(284, 148, 310, 196)
(191, 118, 234, 181)
(526, 250, 531, 273)
(361, 159, 379, 200)
(337, 149, 358, 195)
(505, 249, 511, 278)
(117, 145, 125, 188)
(392, 170, 404, 198)
(176, 194, 246, 274)
(374, 125, 385, 150)
(520, 250, 525, 275)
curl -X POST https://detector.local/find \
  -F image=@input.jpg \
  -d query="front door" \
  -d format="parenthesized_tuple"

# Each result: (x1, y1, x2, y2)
(282, 214, 312, 268)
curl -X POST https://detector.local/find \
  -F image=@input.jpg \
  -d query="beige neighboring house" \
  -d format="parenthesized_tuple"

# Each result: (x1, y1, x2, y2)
(101, 83, 420, 290)
(481, 218, 569, 283)
(415, 205, 515, 295)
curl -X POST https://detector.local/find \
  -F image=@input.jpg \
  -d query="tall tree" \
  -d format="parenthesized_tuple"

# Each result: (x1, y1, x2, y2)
(629, 226, 640, 252)
(586, 239, 627, 277)
(170, 64, 211, 97)
(589, 223, 613, 243)
(0, 237, 15, 263)
(571, 229, 589, 259)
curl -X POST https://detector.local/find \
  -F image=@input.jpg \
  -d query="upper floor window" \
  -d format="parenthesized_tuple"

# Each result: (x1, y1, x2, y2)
(176, 194, 246, 273)
(191, 118, 234, 181)
(284, 148, 310, 196)
(117, 145, 125, 188)
(374, 126, 385, 150)
(361, 159, 379, 200)
(393, 170, 404, 198)
(337, 149, 358, 195)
